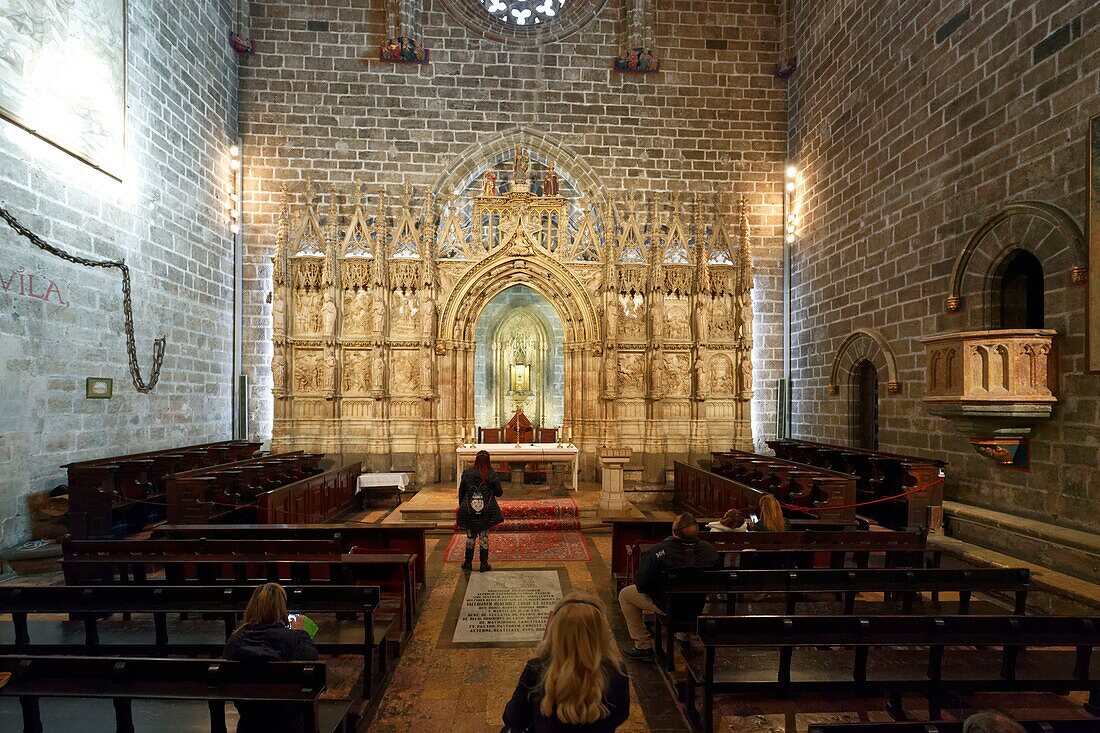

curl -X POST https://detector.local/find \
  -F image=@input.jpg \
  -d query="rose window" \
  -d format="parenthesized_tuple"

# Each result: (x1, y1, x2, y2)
(480, 0, 566, 26)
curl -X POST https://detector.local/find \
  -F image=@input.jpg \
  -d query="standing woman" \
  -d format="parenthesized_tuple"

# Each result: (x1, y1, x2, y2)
(457, 449, 504, 571)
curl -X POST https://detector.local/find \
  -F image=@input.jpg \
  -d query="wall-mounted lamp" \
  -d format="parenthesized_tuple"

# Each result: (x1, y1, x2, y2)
(784, 165, 799, 244)
(227, 143, 242, 234)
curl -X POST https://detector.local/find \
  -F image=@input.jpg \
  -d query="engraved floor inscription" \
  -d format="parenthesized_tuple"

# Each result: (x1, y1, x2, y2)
(452, 570, 563, 644)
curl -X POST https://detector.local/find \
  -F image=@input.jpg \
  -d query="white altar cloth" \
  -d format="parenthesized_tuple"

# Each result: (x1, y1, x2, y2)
(357, 472, 410, 492)
(455, 443, 579, 491)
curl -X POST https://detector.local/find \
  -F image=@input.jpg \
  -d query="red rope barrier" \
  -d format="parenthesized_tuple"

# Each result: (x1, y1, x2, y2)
(781, 483, 934, 514)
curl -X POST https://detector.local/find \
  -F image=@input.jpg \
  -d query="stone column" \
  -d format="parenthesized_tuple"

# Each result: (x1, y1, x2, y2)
(598, 447, 632, 514)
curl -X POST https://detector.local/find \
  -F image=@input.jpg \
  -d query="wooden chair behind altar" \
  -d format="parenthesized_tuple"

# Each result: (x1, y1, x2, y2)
(476, 412, 559, 484)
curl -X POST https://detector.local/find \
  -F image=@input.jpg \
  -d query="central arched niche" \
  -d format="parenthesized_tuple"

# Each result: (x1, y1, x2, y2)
(473, 285, 565, 432)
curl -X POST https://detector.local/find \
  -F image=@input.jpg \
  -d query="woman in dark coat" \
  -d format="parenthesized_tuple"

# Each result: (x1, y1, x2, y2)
(457, 449, 504, 571)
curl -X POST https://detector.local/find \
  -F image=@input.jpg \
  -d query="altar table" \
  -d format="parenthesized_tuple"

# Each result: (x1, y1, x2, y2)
(455, 443, 579, 491)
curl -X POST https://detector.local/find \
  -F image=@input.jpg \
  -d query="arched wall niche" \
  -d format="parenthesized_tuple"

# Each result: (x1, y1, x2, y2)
(946, 201, 1087, 328)
(827, 328, 901, 397)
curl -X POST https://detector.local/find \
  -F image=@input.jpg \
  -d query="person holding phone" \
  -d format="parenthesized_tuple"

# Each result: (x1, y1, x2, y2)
(457, 449, 504, 571)
(503, 593, 630, 732)
(223, 583, 319, 733)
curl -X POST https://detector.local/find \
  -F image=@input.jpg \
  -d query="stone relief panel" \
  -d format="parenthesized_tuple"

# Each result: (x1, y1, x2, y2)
(294, 350, 324, 394)
(342, 350, 371, 394)
(391, 349, 421, 394)
(390, 291, 419, 338)
(710, 296, 736, 342)
(665, 352, 690, 396)
(618, 352, 645, 396)
(665, 300, 691, 342)
(295, 290, 322, 335)
(710, 353, 735, 395)
(344, 289, 371, 336)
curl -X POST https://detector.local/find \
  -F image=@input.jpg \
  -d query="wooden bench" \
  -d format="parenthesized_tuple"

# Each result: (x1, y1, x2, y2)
(0, 584, 391, 699)
(164, 452, 327, 525)
(613, 527, 932, 588)
(768, 438, 946, 531)
(59, 552, 419, 638)
(0, 655, 341, 733)
(607, 519, 873, 588)
(682, 615, 1100, 733)
(257, 463, 361, 524)
(650, 567, 1031, 671)
(709, 450, 859, 523)
(151, 523, 432, 608)
(676, 460, 857, 525)
(64, 440, 262, 539)
(808, 720, 1100, 733)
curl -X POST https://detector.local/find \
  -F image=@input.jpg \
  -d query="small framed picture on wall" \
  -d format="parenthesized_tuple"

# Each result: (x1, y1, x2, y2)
(86, 377, 113, 399)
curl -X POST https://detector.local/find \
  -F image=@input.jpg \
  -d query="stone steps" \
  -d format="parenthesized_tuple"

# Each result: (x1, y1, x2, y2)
(929, 533, 1100, 615)
(943, 501, 1100, 585)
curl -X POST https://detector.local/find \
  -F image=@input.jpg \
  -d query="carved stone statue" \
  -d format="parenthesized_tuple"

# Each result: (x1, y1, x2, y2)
(321, 291, 338, 338)
(420, 294, 436, 342)
(650, 296, 664, 341)
(695, 354, 709, 398)
(738, 294, 754, 345)
(296, 291, 319, 334)
(371, 349, 385, 394)
(513, 147, 529, 185)
(542, 162, 559, 196)
(482, 168, 498, 197)
(604, 350, 619, 396)
(666, 354, 688, 395)
(272, 292, 285, 336)
(694, 299, 710, 344)
(371, 289, 387, 333)
(739, 352, 753, 396)
(420, 348, 433, 394)
(346, 289, 369, 334)
(650, 351, 666, 397)
(272, 349, 286, 393)
(605, 299, 619, 342)
(323, 347, 338, 395)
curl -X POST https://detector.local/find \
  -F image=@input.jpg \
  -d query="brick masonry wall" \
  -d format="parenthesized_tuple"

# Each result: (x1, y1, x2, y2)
(238, 0, 789, 454)
(788, 0, 1100, 530)
(0, 0, 239, 548)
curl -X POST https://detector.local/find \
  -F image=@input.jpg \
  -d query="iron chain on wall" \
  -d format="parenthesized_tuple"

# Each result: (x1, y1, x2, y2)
(0, 205, 166, 393)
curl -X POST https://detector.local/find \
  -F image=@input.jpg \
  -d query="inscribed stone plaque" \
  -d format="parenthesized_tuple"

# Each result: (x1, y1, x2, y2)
(452, 570, 562, 644)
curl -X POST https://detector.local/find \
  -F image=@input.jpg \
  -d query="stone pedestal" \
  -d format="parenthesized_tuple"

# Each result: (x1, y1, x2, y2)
(510, 467, 524, 487)
(598, 447, 632, 513)
(549, 461, 567, 493)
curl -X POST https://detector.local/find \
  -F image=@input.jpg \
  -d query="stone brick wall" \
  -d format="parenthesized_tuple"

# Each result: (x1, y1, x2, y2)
(238, 0, 789, 455)
(0, 0, 240, 548)
(787, 0, 1100, 530)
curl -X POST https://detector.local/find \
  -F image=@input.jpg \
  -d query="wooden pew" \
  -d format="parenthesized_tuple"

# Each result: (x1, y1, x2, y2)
(609, 520, 931, 588)
(675, 460, 857, 525)
(64, 440, 262, 538)
(164, 452, 329, 525)
(258, 462, 361, 524)
(0, 584, 391, 699)
(0, 655, 339, 733)
(152, 523, 432, 606)
(60, 552, 418, 637)
(710, 450, 858, 519)
(682, 615, 1100, 733)
(768, 438, 946, 531)
(808, 721, 1100, 733)
(650, 567, 1031, 670)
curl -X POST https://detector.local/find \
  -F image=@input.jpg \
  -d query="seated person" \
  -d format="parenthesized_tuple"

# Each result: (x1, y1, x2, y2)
(223, 583, 318, 733)
(617, 513, 719, 661)
(750, 494, 788, 531)
(503, 593, 630, 732)
(963, 711, 1025, 733)
(706, 508, 748, 532)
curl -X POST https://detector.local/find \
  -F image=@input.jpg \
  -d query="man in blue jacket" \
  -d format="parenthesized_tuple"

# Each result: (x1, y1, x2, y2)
(617, 512, 719, 661)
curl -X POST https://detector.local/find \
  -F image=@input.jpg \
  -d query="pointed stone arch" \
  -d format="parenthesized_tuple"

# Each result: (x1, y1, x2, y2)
(947, 201, 1086, 320)
(827, 328, 902, 396)
(431, 127, 606, 201)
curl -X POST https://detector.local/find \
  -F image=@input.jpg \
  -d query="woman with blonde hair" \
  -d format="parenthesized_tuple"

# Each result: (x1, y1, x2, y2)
(223, 583, 318, 733)
(503, 593, 631, 732)
(753, 494, 788, 532)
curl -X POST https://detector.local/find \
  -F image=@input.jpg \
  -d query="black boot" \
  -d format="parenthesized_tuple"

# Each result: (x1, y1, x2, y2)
(479, 548, 491, 572)
(461, 547, 474, 571)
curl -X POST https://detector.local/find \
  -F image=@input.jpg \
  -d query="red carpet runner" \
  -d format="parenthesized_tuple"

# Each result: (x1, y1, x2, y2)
(446, 498, 589, 562)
